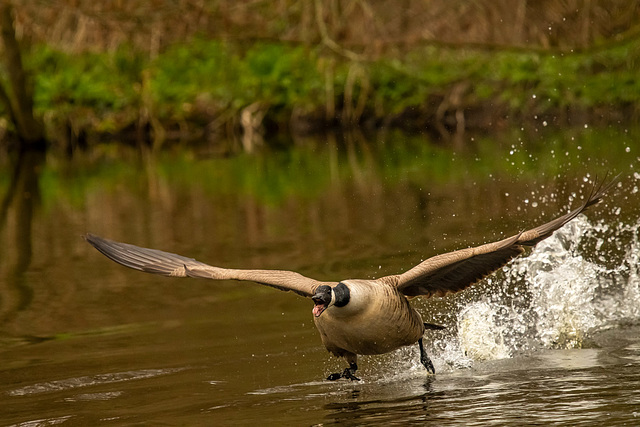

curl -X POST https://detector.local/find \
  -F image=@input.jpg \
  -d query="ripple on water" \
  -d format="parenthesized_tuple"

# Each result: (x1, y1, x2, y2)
(6, 368, 187, 397)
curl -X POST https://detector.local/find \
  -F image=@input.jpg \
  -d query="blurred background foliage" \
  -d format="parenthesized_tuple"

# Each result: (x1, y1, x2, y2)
(0, 0, 639, 149)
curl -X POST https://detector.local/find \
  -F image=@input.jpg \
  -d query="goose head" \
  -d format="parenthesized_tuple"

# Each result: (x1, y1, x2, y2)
(312, 283, 350, 317)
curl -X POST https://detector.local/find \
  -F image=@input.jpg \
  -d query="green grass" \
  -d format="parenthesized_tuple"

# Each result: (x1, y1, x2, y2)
(19, 37, 640, 142)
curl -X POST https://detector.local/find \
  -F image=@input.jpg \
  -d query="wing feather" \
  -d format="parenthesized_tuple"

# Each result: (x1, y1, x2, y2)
(85, 234, 333, 297)
(388, 175, 618, 298)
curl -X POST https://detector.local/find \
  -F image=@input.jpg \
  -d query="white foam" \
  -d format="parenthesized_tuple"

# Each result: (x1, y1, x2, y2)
(434, 214, 640, 369)
(458, 300, 511, 360)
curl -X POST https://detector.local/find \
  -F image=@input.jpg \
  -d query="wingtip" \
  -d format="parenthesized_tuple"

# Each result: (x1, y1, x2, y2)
(83, 233, 101, 245)
(584, 172, 620, 208)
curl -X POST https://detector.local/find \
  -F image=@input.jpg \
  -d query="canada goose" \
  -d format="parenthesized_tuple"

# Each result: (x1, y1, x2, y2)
(85, 177, 617, 381)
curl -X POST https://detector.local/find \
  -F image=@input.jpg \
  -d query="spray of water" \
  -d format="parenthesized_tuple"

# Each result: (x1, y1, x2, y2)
(431, 214, 640, 372)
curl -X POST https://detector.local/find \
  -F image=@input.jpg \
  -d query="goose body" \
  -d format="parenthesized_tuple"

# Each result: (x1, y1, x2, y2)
(85, 177, 617, 380)
(314, 279, 425, 357)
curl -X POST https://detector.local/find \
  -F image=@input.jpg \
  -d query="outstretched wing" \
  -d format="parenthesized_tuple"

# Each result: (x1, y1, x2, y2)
(387, 175, 618, 298)
(85, 234, 335, 297)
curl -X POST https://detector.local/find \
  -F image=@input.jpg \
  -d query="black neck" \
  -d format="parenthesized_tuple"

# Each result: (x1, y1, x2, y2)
(333, 282, 350, 307)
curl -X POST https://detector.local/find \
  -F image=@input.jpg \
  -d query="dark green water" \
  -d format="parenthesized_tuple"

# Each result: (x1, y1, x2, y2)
(1, 126, 639, 425)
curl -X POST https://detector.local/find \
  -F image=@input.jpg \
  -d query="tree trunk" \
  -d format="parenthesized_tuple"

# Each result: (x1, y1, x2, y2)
(0, 2, 45, 149)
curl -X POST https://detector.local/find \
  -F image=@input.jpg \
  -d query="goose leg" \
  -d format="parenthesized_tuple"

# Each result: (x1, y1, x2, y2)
(418, 338, 435, 374)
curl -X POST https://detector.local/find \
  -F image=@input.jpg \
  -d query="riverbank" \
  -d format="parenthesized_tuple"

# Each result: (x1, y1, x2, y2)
(6, 37, 640, 150)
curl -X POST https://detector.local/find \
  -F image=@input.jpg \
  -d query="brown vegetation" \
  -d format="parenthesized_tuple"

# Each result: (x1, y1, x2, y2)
(14, 0, 640, 55)
(0, 3, 44, 148)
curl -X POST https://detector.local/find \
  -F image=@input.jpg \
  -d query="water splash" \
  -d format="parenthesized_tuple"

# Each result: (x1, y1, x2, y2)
(457, 301, 511, 360)
(437, 214, 640, 369)
(513, 215, 640, 347)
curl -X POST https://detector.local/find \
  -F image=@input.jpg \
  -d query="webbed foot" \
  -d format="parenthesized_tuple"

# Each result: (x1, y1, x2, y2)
(327, 372, 342, 381)
(327, 362, 360, 381)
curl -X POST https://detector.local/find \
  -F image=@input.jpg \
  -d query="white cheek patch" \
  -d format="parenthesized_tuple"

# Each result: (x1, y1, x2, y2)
(327, 288, 336, 308)
(328, 289, 337, 307)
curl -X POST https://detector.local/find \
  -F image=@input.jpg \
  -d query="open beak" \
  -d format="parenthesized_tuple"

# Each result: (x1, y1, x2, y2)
(313, 303, 327, 317)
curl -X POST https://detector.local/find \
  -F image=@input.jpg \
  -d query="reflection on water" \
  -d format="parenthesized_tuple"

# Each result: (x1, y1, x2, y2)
(0, 148, 45, 336)
(0, 127, 639, 425)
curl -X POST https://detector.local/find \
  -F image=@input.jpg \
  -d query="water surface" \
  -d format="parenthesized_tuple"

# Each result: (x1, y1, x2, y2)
(1, 127, 639, 425)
